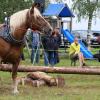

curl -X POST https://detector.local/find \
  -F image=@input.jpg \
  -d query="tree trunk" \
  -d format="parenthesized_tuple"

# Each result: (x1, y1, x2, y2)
(88, 15, 93, 31)
(0, 64, 100, 75)
(87, 14, 93, 50)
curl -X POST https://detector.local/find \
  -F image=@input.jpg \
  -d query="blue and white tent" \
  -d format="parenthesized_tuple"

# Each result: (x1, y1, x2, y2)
(43, 4, 74, 17)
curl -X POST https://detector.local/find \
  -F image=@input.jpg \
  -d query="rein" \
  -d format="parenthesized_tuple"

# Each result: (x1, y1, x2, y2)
(26, 9, 46, 32)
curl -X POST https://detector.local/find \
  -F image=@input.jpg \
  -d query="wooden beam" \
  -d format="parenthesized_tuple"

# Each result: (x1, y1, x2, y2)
(0, 64, 100, 75)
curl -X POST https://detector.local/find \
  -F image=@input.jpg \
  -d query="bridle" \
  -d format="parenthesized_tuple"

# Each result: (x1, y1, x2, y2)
(26, 9, 51, 33)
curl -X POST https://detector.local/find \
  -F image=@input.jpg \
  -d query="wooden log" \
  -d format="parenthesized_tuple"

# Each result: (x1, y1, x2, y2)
(0, 64, 100, 75)
(27, 72, 58, 86)
(17, 72, 65, 87)
(17, 77, 46, 87)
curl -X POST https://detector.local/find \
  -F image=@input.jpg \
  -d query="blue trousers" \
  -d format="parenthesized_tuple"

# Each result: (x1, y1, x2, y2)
(31, 46, 40, 64)
(44, 51, 58, 66)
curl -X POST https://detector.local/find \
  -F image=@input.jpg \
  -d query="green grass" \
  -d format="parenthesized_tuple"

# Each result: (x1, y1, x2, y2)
(0, 47, 100, 100)
(21, 47, 100, 67)
(21, 55, 100, 67)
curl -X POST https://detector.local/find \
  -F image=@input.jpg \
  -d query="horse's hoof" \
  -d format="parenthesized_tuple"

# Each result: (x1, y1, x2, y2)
(12, 90, 19, 95)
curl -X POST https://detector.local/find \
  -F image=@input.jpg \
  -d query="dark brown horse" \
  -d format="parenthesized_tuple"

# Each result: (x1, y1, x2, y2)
(0, 5, 52, 94)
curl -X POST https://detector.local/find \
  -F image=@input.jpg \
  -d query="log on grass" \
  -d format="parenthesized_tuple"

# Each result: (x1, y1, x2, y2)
(17, 72, 65, 87)
(27, 72, 52, 83)
(27, 72, 59, 86)
(17, 77, 46, 87)
(0, 64, 100, 75)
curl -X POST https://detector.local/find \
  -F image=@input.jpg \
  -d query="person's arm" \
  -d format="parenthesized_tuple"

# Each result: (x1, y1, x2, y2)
(72, 44, 80, 54)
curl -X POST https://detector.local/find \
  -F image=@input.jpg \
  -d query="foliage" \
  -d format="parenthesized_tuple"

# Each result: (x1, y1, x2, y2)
(45, 0, 50, 7)
(0, 0, 58, 23)
(0, 0, 33, 23)
(72, 0, 100, 30)
(55, 0, 62, 3)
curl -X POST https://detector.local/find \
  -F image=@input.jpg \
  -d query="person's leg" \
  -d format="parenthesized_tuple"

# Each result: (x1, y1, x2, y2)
(80, 53, 85, 63)
(31, 45, 35, 63)
(77, 53, 83, 67)
(78, 52, 85, 67)
(44, 51, 49, 66)
(53, 51, 57, 65)
(55, 51, 59, 63)
(33, 46, 39, 64)
(49, 51, 55, 66)
(35, 46, 40, 64)
(71, 54, 78, 66)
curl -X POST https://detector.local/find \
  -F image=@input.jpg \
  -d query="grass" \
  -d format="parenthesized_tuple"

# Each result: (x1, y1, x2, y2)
(0, 72, 100, 100)
(21, 47, 100, 66)
(0, 47, 100, 100)
(20, 57, 100, 67)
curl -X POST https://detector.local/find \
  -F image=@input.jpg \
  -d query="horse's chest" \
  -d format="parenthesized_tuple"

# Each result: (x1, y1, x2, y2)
(9, 47, 21, 57)
(0, 38, 22, 63)
(2, 47, 21, 63)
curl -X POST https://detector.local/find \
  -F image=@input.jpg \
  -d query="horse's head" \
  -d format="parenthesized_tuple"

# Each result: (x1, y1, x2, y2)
(27, 4, 53, 35)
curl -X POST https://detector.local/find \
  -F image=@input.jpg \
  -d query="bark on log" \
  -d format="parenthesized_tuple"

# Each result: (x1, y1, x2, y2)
(0, 64, 100, 75)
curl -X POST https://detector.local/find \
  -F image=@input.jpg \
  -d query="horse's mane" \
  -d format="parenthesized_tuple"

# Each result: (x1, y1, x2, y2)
(10, 9, 28, 29)
(10, 7, 41, 30)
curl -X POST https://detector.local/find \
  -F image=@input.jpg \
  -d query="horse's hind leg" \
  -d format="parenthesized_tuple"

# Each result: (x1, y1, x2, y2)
(12, 61, 20, 94)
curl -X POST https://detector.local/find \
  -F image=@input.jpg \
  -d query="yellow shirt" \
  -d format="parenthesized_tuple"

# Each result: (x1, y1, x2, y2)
(69, 42, 80, 55)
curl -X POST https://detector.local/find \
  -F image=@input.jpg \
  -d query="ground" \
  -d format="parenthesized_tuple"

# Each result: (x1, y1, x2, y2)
(0, 47, 100, 100)
(0, 72, 100, 100)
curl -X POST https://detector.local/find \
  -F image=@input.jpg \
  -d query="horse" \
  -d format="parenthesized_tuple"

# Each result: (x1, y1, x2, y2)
(0, 4, 52, 94)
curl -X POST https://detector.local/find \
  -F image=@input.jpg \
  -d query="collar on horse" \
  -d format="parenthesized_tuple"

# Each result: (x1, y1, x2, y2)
(0, 19, 25, 45)
(5, 27, 25, 45)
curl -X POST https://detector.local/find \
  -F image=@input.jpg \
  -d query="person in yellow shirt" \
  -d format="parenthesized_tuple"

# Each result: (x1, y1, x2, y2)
(69, 37, 86, 67)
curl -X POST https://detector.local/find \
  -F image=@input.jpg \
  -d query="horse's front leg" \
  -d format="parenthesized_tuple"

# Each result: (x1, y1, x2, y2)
(12, 61, 20, 94)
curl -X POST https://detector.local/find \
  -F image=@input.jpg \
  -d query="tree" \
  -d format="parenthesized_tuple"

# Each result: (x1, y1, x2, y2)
(0, 0, 33, 23)
(45, 0, 49, 7)
(72, 0, 100, 31)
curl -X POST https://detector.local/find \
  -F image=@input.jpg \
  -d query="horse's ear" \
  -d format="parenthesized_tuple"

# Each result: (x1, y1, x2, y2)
(30, 3, 35, 14)
(32, 3, 35, 9)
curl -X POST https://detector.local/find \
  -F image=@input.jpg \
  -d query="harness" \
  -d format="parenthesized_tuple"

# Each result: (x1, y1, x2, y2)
(3, 28, 25, 45)
(0, 18, 25, 45)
